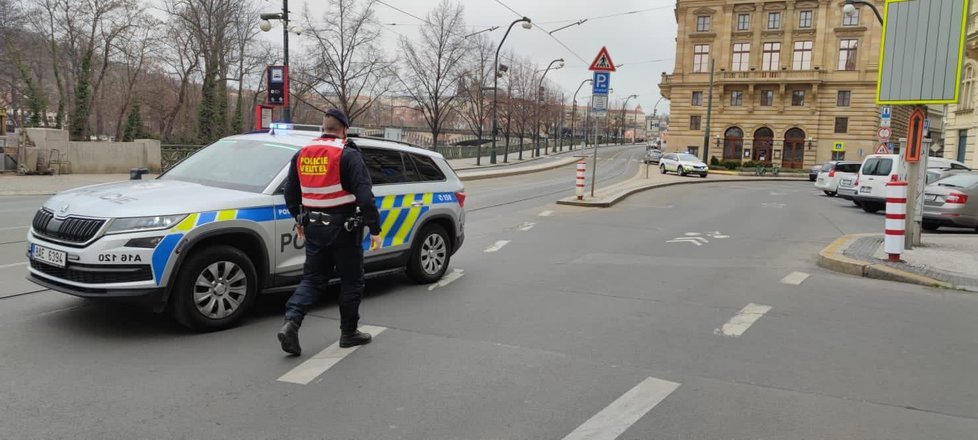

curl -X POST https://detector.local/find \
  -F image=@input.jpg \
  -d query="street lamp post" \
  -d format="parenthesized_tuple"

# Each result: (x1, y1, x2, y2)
(534, 58, 564, 157)
(620, 94, 637, 145)
(843, 0, 883, 24)
(260, 0, 304, 123)
(570, 79, 592, 151)
(491, 17, 532, 165)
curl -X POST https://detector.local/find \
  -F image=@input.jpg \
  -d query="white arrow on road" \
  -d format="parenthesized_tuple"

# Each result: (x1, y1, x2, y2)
(666, 236, 708, 246)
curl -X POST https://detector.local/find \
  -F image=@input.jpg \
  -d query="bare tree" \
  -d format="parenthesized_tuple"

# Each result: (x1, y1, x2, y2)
(509, 58, 536, 160)
(456, 33, 493, 144)
(295, 0, 394, 126)
(110, 13, 157, 141)
(154, 19, 201, 142)
(396, 0, 467, 148)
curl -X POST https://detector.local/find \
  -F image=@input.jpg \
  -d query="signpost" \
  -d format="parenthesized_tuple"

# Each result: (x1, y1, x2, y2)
(588, 46, 615, 197)
(875, 0, 967, 248)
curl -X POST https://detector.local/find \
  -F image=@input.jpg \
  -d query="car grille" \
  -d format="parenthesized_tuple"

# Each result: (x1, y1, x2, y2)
(30, 260, 153, 284)
(32, 209, 106, 245)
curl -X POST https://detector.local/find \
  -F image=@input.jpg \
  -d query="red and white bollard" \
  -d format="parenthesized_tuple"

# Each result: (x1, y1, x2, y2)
(885, 175, 908, 261)
(576, 160, 586, 200)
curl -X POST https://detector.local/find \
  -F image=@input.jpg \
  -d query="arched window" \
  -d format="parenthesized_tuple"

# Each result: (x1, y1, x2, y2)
(723, 127, 744, 160)
(753, 127, 774, 162)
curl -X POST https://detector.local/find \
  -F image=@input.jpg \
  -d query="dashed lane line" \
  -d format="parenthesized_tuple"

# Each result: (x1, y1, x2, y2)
(517, 222, 536, 232)
(277, 325, 387, 385)
(539, 210, 554, 217)
(0, 262, 28, 269)
(561, 377, 681, 440)
(714, 303, 772, 337)
(484, 240, 510, 253)
(428, 268, 464, 291)
(780, 271, 810, 285)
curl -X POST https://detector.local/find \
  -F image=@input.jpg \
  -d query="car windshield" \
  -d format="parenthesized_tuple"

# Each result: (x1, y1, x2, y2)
(677, 154, 699, 161)
(160, 139, 300, 192)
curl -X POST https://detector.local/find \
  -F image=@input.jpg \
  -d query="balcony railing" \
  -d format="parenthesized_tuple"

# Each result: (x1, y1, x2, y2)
(719, 70, 823, 82)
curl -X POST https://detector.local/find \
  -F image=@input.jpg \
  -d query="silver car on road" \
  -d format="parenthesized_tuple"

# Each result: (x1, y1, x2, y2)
(659, 153, 708, 178)
(26, 125, 466, 330)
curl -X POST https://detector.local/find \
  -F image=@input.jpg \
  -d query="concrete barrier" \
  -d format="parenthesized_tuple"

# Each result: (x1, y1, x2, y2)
(18, 128, 161, 173)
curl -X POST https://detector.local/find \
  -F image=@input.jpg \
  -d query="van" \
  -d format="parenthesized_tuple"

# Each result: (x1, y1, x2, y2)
(852, 154, 906, 213)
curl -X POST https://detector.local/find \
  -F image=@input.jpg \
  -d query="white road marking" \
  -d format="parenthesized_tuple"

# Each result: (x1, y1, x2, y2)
(761, 202, 787, 208)
(538, 210, 554, 217)
(0, 225, 29, 231)
(517, 222, 535, 232)
(714, 303, 772, 337)
(0, 262, 28, 269)
(277, 325, 387, 385)
(561, 377, 681, 440)
(428, 268, 464, 291)
(780, 271, 810, 285)
(666, 237, 707, 246)
(684, 232, 701, 236)
(484, 240, 510, 253)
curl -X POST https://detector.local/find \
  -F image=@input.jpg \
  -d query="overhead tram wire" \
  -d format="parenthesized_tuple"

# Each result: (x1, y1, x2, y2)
(375, 0, 432, 26)
(492, 0, 589, 65)
(537, 4, 675, 25)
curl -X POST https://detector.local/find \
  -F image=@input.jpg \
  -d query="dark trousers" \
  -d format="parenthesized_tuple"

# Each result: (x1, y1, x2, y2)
(284, 221, 364, 331)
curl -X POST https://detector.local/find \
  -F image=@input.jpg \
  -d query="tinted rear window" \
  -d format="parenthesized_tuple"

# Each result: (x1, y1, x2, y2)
(362, 148, 410, 185)
(836, 163, 861, 173)
(411, 154, 446, 182)
(821, 163, 833, 172)
(863, 158, 892, 176)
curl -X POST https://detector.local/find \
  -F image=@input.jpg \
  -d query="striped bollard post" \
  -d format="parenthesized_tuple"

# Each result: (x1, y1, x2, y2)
(885, 175, 908, 261)
(576, 160, 586, 200)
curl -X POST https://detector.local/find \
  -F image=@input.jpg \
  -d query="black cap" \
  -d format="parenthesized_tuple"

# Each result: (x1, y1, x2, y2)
(324, 108, 350, 128)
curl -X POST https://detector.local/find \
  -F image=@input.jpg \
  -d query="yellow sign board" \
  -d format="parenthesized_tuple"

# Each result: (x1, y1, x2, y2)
(833, 142, 845, 152)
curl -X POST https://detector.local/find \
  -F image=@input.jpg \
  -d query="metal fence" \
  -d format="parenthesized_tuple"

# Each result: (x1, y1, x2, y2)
(161, 144, 204, 172)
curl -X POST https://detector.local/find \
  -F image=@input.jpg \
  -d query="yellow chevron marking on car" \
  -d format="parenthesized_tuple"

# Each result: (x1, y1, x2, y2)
(217, 209, 237, 222)
(171, 213, 199, 232)
(376, 193, 436, 247)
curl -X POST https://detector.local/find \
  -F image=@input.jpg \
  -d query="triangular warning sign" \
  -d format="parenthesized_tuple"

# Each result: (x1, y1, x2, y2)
(876, 143, 890, 154)
(589, 46, 616, 72)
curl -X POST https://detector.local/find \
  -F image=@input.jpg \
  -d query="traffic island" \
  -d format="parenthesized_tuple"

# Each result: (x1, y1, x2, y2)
(817, 233, 978, 292)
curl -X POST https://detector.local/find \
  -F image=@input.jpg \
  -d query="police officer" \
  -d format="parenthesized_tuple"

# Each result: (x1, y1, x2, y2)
(277, 108, 381, 356)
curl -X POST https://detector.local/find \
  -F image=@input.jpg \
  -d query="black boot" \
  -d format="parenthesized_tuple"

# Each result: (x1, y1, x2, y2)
(339, 329, 372, 348)
(277, 320, 301, 356)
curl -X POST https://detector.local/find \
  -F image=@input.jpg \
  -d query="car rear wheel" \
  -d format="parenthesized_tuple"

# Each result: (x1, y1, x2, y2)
(407, 223, 450, 284)
(171, 245, 257, 331)
(700, 173, 707, 178)
(922, 221, 940, 231)
(852, 200, 862, 207)
(824, 191, 836, 197)
(660, 165, 666, 174)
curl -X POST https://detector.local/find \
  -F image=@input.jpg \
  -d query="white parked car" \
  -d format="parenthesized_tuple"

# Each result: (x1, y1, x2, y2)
(853, 154, 971, 213)
(659, 153, 708, 178)
(814, 161, 861, 196)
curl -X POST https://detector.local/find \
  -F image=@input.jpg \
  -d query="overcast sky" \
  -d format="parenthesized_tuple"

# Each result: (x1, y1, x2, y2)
(266, 0, 677, 116)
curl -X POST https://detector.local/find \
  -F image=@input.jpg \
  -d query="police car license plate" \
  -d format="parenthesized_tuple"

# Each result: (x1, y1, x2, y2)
(32, 244, 66, 268)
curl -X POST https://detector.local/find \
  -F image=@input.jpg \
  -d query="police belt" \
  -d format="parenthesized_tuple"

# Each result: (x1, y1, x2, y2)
(301, 209, 362, 232)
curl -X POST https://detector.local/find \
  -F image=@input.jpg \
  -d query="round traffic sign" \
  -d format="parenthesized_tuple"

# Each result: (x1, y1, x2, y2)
(878, 127, 892, 139)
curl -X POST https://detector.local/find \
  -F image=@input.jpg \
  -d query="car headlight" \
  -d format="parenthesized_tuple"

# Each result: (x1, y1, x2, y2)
(105, 215, 187, 234)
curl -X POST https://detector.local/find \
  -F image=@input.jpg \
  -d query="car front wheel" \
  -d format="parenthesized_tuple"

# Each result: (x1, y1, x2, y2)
(407, 223, 451, 284)
(660, 164, 667, 174)
(171, 245, 257, 331)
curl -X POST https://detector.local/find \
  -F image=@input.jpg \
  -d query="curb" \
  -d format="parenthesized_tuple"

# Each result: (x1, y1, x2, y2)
(458, 156, 583, 182)
(556, 176, 808, 208)
(816, 233, 957, 290)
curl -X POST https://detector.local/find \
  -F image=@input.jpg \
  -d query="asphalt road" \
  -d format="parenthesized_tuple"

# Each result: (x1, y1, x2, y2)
(2, 164, 977, 439)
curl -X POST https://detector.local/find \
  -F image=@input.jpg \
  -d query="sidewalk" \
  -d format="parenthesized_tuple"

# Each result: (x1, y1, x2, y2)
(557, 165, 808, 208)
(817, 233, 978, 292)
(0, 144, 612, 196)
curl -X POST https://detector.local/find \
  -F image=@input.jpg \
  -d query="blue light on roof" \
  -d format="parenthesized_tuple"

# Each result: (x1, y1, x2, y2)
(270, 123, 294, 130)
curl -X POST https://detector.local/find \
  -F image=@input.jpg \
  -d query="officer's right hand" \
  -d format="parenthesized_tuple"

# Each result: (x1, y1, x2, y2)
(296, 225, 305, 239)
(369, 234, 381, 250)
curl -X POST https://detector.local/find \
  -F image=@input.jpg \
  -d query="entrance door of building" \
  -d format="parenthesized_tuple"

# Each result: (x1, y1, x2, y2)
(752, 127, 773, 163)
(783, 128, 806, 169)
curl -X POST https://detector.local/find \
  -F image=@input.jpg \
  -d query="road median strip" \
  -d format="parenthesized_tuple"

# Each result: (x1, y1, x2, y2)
(816, 234, 957, 290)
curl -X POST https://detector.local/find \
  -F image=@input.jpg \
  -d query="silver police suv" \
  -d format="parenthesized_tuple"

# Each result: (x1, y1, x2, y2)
(26, 124, 465, 330)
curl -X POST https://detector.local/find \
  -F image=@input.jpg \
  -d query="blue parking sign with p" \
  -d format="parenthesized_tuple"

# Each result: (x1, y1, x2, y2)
(592, 71, 610, 95)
